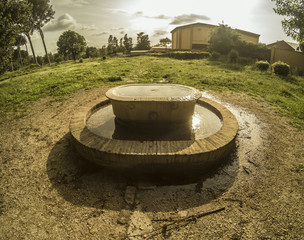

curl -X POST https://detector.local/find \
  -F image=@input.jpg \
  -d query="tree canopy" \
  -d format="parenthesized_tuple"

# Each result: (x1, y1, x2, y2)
(272, 0, 304, 50)
(208, 24, 240, 55)
(28, 0, 55, 64)
(208, 24, 270, 60)
(57, 30, 86, 60)
(0, 0, 31, 73)
(135, 32, 150, 50)
(159, 37, 172, 47)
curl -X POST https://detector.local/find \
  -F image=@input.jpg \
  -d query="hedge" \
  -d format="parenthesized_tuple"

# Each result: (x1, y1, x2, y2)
(161, 51, 210, 60)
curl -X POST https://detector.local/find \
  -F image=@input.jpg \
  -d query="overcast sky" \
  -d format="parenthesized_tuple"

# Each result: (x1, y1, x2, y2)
(29, 0, 294, 55)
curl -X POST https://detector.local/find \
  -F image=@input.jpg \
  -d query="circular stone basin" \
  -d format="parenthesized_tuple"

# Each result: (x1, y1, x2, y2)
(105, 84, 202, 123)
(69, 96, 238, 171)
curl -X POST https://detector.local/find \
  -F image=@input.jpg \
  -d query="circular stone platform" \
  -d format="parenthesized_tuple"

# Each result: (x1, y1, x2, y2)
(69, 96, 238, 171)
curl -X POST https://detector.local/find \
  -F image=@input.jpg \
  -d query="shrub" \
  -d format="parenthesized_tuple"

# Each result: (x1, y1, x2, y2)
(209, 52, 221, 61)
(162, 51, 210, 60)
(272, 61, 290, 76)
(79, 58, 84, 63)
(291, 67, 304, 76)
(256, 61, 270, 71)
(237, 41, 271, 60)
(54, 54, 64, 63)
(108, 76, 122, 82)
(228, 49, 239, 63)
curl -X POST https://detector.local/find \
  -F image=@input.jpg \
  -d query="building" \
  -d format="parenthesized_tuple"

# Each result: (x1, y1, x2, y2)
(171, 22, 260, 50)
(267, 40, 304, 69)
(267, 40, 302, 52)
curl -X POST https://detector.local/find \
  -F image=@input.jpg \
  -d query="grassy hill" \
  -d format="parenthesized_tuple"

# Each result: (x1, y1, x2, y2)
(0, 55, 303, 128)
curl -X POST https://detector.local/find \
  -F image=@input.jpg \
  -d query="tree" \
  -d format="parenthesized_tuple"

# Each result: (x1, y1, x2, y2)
(135, 32, 150, 50)
(107, 35, 120, 55)
(14, 34, 27, 66)
(272, 0, 304, 50)
(159, 37, 171, 48)
(208, 24, 270, 60)
(28, 0, 55, 64)
(107, 35, 115, 55)
(57, 30, 86, 60)
(85, 46, 99, 58)
(0, 0, 31, 74)
(123, 34, 133, 52)
(208, 24, 240, 54)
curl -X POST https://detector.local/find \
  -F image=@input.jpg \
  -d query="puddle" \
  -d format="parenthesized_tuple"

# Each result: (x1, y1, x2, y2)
(133, 92, 265, 211)
(49, 92, 266, 212)
(87, 104, 222, 141)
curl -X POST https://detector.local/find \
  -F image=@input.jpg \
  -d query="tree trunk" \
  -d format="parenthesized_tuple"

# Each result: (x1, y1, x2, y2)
(9, 50, 14, 72)
(17, 46, 23, 67)
(25, 42, 29, 55)
(39, 28, 50, 64)
(25, 32, 38, 65)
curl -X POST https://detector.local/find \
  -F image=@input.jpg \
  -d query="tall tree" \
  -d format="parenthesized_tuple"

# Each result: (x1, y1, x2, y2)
(135, 32, 150, 50)
(14, 34, 27, 66)
(107, 35, 119, 54)
(57, 30, 86, 60)
(272, 0, 304, 50)
(107, 35, 114, 55)
(22, 8, 38, 65)
(0, 0, 31, 74)
(28, 0, 55, 64)
(123, 34, 133, 52)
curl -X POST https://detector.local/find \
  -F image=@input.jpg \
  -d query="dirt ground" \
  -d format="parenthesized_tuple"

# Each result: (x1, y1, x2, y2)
(0, 86, 303, 240)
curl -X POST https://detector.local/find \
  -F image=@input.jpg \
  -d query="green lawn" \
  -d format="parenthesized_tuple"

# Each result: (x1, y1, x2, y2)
(0, 56, 303, 128)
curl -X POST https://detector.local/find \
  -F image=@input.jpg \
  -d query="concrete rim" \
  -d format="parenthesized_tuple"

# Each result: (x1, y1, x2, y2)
(105, 84, 202, 102)
(69, 97, 238, 169)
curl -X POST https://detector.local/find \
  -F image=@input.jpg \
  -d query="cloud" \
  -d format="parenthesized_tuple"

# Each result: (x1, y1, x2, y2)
(110, 28, 125, 35)
(154, 14, 170, 20)
(134, 11, 144, 17)
(44, 14, 77, 32)
(170, 14, 210, 25)
(153, 30, 168, 37)
(133, 11, 170, 20)
(44, 14, 96, 32)
(93, 32, 108, 36)
(52, 0, 89, 7)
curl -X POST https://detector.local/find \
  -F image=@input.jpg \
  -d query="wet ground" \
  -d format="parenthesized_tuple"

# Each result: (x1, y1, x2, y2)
(0, 87, 303, 239)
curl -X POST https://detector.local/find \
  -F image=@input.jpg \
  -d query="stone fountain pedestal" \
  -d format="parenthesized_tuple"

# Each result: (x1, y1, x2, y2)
(69, 84, 238, 174)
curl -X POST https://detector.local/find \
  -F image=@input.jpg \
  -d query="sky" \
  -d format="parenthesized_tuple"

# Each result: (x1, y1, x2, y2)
(29, 0, 295, 55)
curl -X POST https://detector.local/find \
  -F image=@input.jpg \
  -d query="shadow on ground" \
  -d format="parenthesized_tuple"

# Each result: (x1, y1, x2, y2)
(47, 133, 239, 212)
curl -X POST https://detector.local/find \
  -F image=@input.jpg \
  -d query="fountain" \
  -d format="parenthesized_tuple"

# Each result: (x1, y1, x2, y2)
(70, 84, 238, 175)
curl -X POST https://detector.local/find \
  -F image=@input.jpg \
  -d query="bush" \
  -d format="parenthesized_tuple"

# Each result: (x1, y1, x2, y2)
(256, 60, 270, 71)
(162, 51, 210, 60)
(272, 61, 290, 76)
(228, 49, 239, 63)
(54, 54, 64, 64)
(108, 76, 122, 82)
(209, 52, 221, 61)
(291, 67, 304, 76)
(79, 58, 84, 63)
(208, 24, 270, 60)
(237, 41, 271, 60)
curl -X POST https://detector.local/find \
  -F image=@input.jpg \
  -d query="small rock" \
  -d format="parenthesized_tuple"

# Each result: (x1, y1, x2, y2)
(178, 210, 188, 218)
(125, 186, 136, 205)
(117, 209, 131, 225)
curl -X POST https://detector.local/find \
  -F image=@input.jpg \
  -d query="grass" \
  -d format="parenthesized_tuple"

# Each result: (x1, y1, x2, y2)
(0, 56, 303, 128)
